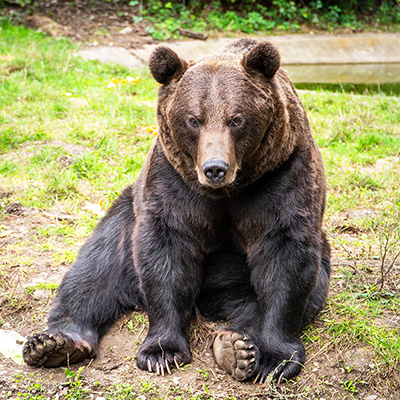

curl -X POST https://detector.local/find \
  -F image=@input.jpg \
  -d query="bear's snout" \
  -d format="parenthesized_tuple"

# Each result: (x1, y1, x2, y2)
(202, 160, 229, 183)
(196, 128, 237, 189)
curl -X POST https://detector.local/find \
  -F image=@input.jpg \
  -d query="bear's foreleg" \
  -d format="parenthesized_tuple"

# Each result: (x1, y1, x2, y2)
(133, 215, 204, 375)
(246, 231, 321, 383)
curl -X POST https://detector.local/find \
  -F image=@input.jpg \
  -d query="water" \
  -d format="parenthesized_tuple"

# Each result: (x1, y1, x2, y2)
(284, 63, 400, 84)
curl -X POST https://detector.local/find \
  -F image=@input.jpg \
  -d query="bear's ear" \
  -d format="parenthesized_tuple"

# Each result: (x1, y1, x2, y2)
(149, 46, 188, 85)
(242, 41, 281, 81)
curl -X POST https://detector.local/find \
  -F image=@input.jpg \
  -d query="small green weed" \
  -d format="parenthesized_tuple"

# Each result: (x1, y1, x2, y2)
(26, 282, 59, 295)
(126, 313, 148, 334)
(52, 249, 77, 265)
(104, 383, 138, 400)
(64, 367, 89, 400)
(197, 368, 209, 380)
(140, 380, 158, 393)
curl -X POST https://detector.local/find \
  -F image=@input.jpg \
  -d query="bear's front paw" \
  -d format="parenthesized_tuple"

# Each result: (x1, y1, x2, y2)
(136, 338, 191, 376)
(253, 342, 305, 384)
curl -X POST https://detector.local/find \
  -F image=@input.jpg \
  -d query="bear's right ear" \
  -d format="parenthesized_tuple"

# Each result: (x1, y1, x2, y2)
(149, 46, 188, 85)
(242, 41, 281, 81)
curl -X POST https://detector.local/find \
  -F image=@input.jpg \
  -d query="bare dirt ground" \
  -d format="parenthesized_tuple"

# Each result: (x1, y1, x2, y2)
(1, 192, 399, 399)
(3, 0, 155, 49)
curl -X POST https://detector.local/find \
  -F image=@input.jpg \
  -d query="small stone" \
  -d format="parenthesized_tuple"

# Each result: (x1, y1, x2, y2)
(366, 396, 378, 400)
(347, 209, 375, 219)
(120, 26, 133, 35)
(172, 377, 181, 386)
(33, 289, 50, 301)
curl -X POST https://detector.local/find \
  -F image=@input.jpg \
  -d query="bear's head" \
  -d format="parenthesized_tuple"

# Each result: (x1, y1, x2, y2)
(149, 40, 296, 198)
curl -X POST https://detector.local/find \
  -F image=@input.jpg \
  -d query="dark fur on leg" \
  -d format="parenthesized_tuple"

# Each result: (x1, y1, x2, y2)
(132, 149, 225, 375)
(301, 232, 331, 328)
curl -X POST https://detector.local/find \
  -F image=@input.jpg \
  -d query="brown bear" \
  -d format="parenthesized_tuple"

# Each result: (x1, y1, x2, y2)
(23, 39, 330, 383)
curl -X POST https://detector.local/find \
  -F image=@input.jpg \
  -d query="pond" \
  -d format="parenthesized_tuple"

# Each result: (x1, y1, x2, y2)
(285, 63, 400, 84)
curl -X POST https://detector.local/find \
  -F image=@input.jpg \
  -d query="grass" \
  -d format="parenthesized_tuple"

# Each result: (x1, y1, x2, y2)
(0, 18, 155, 212)
(0, 17, 399, 400)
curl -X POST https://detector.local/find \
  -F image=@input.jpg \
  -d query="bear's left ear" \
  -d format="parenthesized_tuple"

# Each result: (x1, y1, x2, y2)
(242, 42, 281, 81)
(149, 46, 188, 85)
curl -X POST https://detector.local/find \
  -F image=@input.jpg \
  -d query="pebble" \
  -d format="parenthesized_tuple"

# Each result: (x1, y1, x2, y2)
(172, 377, 181, 386)
(347, 209, 375, 219)
(119, 26, 133, 35)
(33, 289, 50, 300)
(366, 396, 378, 400)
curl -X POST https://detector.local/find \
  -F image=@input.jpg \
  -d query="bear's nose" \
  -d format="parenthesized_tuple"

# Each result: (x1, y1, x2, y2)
(202, 160, 229, 182)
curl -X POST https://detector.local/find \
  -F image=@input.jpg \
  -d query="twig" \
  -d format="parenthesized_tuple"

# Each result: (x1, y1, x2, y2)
(376, 229, 400, 291)
(178, 29, 207, 40)
(379, 233, 389, 290)
(327, 231, 357, 273)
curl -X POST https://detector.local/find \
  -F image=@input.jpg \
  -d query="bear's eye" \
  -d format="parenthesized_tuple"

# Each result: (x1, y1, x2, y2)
(187, 116, 200, 129)
(229, 115, 244, 128)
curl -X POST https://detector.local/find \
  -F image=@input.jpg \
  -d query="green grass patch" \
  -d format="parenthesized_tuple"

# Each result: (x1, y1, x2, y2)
(298, 89, 400, 218)
(0, 18, 156, 211)
(326, 291, 400, 364)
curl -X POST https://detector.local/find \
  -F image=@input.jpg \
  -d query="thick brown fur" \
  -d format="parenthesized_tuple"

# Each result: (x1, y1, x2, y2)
(23, 39, 330, 383)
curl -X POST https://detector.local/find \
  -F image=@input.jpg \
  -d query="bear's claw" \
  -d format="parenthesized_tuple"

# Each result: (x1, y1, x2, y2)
(141, 355, 179, 376)
(212, 330, 259, 381)
(137, 346, 189, 376)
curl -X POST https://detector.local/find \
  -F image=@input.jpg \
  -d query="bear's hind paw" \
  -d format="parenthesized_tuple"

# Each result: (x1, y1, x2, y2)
(23, 333, 91, 367)
(212, 329, 259, 381)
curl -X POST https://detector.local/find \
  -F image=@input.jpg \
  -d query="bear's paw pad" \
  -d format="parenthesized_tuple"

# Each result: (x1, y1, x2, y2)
(212, 330, 258, 381)
(23, 333, 90, 367)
